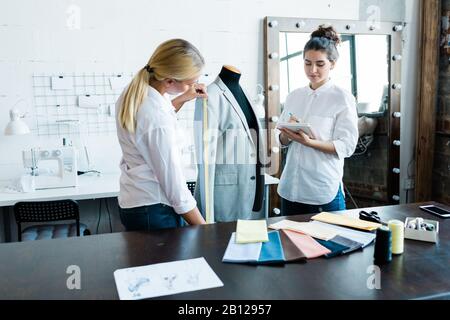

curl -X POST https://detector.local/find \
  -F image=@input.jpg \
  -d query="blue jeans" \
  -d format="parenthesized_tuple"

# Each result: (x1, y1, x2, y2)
(119, 204, 184, 231)
(281, 187, 346, 216)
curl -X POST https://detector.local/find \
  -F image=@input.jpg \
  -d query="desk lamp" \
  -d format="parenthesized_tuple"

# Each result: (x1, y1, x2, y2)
(4, 100, 30, 135)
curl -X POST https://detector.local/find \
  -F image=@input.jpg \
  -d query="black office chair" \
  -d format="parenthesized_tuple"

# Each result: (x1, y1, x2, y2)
(14, 200, 90, 242)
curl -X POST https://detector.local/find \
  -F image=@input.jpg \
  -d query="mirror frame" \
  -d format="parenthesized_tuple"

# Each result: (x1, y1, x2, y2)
(264, 16, 403, 211)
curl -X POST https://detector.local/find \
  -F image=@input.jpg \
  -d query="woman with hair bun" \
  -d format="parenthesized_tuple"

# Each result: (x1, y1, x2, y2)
(276, 25, 359, 215)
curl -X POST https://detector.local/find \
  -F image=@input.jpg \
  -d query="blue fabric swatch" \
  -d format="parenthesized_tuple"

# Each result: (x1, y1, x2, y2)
(330, 235, 363, 254)
(257, 230, 285, 264)
(316, 238, 350, 258)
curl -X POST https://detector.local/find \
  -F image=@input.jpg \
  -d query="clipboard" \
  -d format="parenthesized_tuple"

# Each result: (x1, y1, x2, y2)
(277, 122, 315, 138)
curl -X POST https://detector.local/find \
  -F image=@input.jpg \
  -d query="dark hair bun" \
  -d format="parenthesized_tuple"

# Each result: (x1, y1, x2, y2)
(311, 25, 341, 45)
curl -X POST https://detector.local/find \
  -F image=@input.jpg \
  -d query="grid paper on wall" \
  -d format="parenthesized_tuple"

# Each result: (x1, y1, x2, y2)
(32, 73, 133, 137)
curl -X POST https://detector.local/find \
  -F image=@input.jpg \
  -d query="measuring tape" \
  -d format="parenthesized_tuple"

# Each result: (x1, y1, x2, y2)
(202, 97, 213, 224)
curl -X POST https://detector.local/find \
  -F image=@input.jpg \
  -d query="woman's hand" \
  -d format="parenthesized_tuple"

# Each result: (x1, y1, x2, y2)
(172, 83, 207, 112)
(279, 128, 314, 147)
(280, 128, 337, 155)
(182, 83, 208, 101)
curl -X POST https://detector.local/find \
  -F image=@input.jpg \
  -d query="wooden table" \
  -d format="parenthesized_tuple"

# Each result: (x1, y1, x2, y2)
(0, 202, 449, 300)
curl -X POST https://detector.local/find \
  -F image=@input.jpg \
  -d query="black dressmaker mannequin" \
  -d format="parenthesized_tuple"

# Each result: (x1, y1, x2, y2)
(218, 65, 263, 212)
(218, 66, 257, 132)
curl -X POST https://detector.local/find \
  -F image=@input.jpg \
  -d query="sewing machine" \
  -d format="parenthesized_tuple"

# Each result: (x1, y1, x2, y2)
(22, 147, 78, 190)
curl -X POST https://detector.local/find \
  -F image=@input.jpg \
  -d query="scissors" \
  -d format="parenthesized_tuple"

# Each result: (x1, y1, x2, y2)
(359, 210, 387, 226)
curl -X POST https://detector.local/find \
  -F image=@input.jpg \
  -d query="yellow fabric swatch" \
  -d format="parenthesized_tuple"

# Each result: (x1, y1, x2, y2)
(268, 220, 337, 241)
(311, 212, 381, 231)
(235, 220, 269, 244)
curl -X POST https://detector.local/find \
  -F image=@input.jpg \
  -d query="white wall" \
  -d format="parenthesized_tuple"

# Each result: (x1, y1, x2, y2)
(400, 0, 421, 203)
(0, 0, 417, 199)
(0, 0, 361, 183)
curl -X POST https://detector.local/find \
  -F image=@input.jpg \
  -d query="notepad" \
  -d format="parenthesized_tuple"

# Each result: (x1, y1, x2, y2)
(235, 219, 269, 244)
(222, 232, 262, 263)
(311, 212, 381, 231)
(268, 220, 338, 241)
(282, 230, 331, 259)
(276, 122, 315, 138)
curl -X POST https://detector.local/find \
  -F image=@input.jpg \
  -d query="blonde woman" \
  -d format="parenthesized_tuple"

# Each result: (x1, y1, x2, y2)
(116, 39, 207, 231)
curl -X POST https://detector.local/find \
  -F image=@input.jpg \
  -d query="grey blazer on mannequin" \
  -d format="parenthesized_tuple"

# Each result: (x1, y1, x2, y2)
(194, 77, 266, 223)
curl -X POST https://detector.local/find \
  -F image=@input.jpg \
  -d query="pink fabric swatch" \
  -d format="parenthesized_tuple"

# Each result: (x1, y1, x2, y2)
(282, 230, 331, 259)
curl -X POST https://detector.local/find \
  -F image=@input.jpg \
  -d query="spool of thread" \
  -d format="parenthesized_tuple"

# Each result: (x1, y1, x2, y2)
(415, 218, 424, 230)
(374, 226, 392, 264)
(388, 220, 404, 255)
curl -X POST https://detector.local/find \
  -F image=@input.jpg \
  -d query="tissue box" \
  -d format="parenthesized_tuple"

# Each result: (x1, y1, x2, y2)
(404, 218, 439, 243)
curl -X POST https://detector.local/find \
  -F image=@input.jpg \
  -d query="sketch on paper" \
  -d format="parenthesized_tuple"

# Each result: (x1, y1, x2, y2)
(127, 277, 150, 298)
(114, 257, 223, 300)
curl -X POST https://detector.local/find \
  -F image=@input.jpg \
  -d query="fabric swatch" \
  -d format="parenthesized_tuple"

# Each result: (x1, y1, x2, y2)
(279, 230, 307, 263)
(310, 221, 376, 248)
(222, 232, 262, 263)
(283, 230, 331, 259)
(257, 231, 286, 265)
(236, 219, 269, 244)
(311, 212, 381, 231)
(269, 220, 337, 241)
(315, 238, 350, 258)
(330, 235, 364, 254)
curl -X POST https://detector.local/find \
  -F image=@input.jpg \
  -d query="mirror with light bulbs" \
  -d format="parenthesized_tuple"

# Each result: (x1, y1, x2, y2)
(278, 33, 390, 117)
(264, 17, 403, 213)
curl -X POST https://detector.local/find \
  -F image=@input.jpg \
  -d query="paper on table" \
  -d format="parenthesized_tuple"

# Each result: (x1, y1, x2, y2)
(310, 221, 375, 248)
(311, 212, 381, 231)
(282, 230, 331, 259)
(113, 257, 223, 300)
(235, 219, 269, 244)
(268, 220, 338, 241)
(222, 232, 262, 263)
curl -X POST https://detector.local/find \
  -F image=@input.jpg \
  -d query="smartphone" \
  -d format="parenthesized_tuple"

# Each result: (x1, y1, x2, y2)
(419, 205, 450, 219)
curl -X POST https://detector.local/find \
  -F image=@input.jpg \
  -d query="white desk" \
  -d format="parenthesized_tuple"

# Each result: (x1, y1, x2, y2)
(0, 173, 122, 243)
(0, 173, 120, 207)
(0, 172, 279, 242)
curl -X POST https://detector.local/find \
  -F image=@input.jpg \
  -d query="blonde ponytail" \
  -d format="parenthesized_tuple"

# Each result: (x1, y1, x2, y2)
(119, 69, 150, 133)
(119, 39, 205, 133)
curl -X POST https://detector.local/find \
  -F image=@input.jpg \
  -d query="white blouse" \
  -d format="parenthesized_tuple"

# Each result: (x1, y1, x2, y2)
(276, 80, 359, 205)
(116, 85, 196, 214)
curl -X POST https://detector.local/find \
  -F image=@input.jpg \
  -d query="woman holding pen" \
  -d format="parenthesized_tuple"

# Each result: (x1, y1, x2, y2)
(116, 39, 207, 230)
(276, 25, 359, 215)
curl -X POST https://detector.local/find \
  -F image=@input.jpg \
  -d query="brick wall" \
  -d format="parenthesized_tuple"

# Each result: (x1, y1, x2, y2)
(344, 115, 389, 208)
(434, 0, 450, 205)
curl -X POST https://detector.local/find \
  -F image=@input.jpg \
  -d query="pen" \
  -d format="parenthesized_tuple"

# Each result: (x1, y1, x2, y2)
(289, 113, 300, 123)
